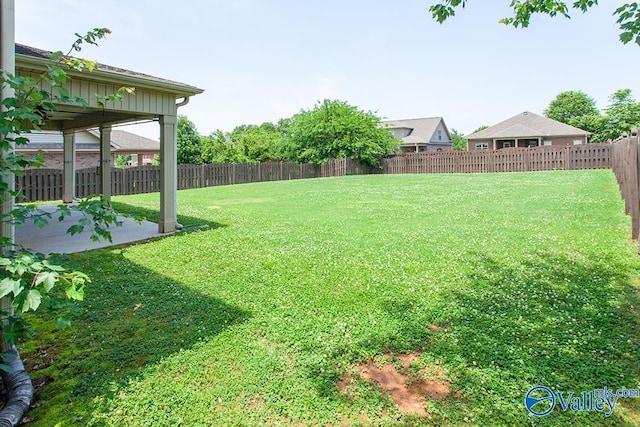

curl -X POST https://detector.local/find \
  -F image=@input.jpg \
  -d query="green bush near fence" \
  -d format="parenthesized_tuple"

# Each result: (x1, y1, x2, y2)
(19, 170, 640, 426)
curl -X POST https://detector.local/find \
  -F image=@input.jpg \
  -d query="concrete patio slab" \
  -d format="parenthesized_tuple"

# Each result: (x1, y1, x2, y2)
(15, 204, 166, 255)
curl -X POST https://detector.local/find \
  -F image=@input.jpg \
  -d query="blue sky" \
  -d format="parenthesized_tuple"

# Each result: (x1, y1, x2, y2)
(14, 1, 640, 138)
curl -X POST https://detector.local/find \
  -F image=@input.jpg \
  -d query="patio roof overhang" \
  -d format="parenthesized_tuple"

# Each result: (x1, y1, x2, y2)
(15, 44, 203, 132)
(9, 43, 204, 236)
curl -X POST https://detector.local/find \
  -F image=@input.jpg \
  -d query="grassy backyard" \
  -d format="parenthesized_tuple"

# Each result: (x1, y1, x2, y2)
(19, 170, 640, 426)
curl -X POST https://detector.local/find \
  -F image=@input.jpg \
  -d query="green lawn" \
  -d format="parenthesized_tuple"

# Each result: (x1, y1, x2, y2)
(21, 170, 640, 426)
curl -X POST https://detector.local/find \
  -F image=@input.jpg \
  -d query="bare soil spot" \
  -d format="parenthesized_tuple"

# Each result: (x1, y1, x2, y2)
(396, 352, 420, 369)
(429, 323, 450, 332)
(339, 351, 459, 417)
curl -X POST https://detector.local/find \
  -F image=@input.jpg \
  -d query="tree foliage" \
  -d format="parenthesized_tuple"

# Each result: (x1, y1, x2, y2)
(187, 100, 400, 166)
(229, 122, 283, 162)
(471, 125, 489, 134)
(177, 115, 203, 164)
(429, 1, 640, 45)
(279, 99, 399, 167)
(600, 89, 640, 141)
(544, 88, 640, 141)
(451, 128, 468, 150)
(114, 154, 131, 168)
(201, 123, 284, 164)
(201, 130, 247, 163)
(544, 90, 599, 123)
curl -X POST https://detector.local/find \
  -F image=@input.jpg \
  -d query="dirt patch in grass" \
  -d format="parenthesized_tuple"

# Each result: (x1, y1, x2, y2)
(339, 352, 459, 417)
(429, 323, 450, 332)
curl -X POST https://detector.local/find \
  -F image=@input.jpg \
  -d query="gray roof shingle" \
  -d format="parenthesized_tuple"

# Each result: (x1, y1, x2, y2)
(381, 117, 451, 144)
(107, 130, 159, 151)
(467, 111, 590, 139)
(15, 43, 202, 95)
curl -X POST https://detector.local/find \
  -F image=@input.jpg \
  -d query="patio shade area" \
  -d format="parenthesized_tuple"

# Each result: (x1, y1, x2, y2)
(15, 204, 164, 255)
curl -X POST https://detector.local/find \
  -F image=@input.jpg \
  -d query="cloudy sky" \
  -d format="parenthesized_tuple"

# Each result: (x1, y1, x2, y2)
(14, 1, 640, 139)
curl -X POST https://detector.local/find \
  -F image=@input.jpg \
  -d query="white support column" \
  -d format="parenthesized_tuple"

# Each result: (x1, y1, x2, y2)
(0, 0, 15, 353)
(99, 125, 112, 200)
(0, 0, 15, 245)
(62, 131, 76, 203)
(159, 114, 178, 233)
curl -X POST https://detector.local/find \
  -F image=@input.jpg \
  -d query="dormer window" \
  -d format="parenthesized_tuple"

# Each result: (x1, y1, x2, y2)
(390, 128, 413, 138)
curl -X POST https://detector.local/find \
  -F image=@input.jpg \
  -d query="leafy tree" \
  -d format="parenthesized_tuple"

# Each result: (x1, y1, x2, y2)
(544, 90, 600, 124)
(114, 154, 131, 168)
(229, 122, 283, 162)
(201, 130, 247, 163)
(570, 113, 607, 141)
(280, 99, 399, 167)
(177, 115, 202, 164)
(471, 125, 489, 134)
(542, 88, 640, 141)
(599, 89, 640, 141)
(429, 1, 640, 45)
(451, 128, 468, 150)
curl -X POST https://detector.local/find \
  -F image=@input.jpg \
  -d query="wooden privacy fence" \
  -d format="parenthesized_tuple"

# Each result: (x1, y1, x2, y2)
(17, 144, 613, 203)
(611, 132, 640, 241)
(16, 162, 318, 202)
(383, 144, 611, 174)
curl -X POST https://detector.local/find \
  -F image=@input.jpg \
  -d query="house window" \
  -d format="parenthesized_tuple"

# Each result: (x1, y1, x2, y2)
(573, 139, 583, 145)
(437, 130, 442, 141)
(527, 140, 539, 147)
(543, 140, 552, 146)
(503, 142, 511, 148)
(475, 143, 488, 150)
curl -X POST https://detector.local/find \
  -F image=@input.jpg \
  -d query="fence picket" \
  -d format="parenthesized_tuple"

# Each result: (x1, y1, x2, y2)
(16, 144, 615, 203)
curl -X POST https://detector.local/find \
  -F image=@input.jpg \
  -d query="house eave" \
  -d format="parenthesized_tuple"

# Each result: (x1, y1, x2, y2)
(16, 54, 204, 97)
(467, 133, 591, 140)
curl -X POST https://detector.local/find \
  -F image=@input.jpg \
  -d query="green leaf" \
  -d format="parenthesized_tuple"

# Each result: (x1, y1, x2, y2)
(41, 260, 65, 272)
(35, 271, 58, 292)
(54, 317, 71, 329)
(67, 224, 84, 236)
(0, 278, 22, 299)
(49, 51, 63, 61)
(22, 289, 42, 312)
(65, 284, 84, 301)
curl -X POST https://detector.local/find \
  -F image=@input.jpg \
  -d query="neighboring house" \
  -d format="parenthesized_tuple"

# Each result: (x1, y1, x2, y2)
(16, 129, 160, 169)
(467, 111, 590, 151)
(108, 130, 160, 166)
(381, 117, 452, 153)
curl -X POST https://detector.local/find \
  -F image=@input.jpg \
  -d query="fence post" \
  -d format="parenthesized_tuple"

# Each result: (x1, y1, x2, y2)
(633, 132, 640, 245)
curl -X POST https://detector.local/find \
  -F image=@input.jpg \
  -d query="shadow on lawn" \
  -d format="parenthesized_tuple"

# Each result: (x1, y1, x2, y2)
(379, 250, 640, 425)
(110, 201, 226, 230)
(22, 249, 249, 420)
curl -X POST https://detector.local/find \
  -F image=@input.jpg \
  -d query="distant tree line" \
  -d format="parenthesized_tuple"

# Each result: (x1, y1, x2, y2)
(177, 99, 399, 167)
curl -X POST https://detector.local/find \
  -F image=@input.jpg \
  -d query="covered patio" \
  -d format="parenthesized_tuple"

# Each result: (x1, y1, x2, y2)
(13, 44, 203, 235)
(6, 44, 203, 252)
